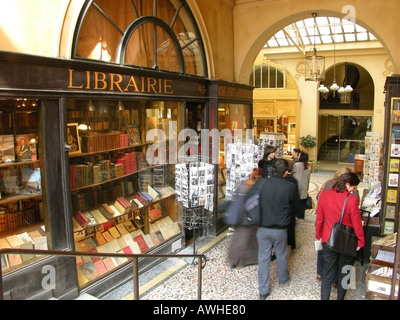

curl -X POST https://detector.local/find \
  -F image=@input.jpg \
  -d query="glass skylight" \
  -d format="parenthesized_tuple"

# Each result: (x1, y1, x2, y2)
(265, 16, 377, 49)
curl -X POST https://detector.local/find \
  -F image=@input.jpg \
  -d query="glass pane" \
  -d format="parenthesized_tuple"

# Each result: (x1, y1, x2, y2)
(254, 66, 261, 88)
(339, 140, 365, 163)
(318, 115, 339, 162)
(0, 98, 49, 272)
(67, 99, 182, 287)
(75, 0, 206, 76)
(125, 24, 155, 68)
(92, 0, 136, 31)
(255, 119, 274, 141)
(339, 116, 371, 140)
(261, 65, 268, 88)
(76, 5, 122, 62)
(156, 26, 180, 72)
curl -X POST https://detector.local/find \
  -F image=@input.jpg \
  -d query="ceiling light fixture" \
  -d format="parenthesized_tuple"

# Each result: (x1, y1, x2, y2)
(305, 13, 325, 82)
(319, 17, 339, 99)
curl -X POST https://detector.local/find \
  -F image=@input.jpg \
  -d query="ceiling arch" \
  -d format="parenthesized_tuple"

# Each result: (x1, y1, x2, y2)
(238, 10, 391, 84)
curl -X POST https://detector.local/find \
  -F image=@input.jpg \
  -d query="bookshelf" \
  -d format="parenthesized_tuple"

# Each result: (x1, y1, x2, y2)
(365, 234, 399, 299)
(67, 99, 182, 287)
(381, 77, 400, 236)
(0, 101, 47, 273)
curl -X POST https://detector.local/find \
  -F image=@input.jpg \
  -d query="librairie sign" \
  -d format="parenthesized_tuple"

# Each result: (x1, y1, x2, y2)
(0, 52, 208, 97)
(0, 52, 253, 101)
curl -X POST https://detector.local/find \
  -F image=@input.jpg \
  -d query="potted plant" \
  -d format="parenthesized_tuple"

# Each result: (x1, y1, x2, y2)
(299, 134, 317, 150)
(299, 134, 317, 172)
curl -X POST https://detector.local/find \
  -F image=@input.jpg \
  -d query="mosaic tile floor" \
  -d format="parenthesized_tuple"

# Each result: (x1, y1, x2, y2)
(136, 221, 367, 300)
(102, 169, 369, 301)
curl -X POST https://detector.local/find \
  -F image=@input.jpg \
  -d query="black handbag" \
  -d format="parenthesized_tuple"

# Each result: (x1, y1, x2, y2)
(305, 196, 313, 209)
(326, 194, 358, 257)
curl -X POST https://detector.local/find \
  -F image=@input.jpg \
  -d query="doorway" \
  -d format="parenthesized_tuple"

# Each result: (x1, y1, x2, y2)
(318, 114, 372, 163)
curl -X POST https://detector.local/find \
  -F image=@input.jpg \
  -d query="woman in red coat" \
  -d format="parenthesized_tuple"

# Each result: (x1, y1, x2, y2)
(315, 172, 365, 300)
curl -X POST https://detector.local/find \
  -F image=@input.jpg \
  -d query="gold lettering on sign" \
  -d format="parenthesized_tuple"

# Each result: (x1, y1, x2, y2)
(217, 85, 252, 99)
(67, 69, 176, 94)
(94, 72, 107, 90)
(85, 71, 91, 89)
(124, 76, 140, 92)
(164, 79, 173, 94)
(147, 77, 157, 94)
(109, 73, 123, 92)
(67, 69, 84, 89)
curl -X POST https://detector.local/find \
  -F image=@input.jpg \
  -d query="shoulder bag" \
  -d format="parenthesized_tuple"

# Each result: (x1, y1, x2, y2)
(222, 194, 246, 226)
(305, 195, 313, 209)
(326, 193, 358, 257)
(244, 178, 267, 226)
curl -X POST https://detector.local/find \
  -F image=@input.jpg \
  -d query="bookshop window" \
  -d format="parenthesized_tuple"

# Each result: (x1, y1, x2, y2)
(0, 98, 49, 272)
(74, 0, 207, 77)
(67, 99, 183, 287)
(217, 103, 252, 163)
(254, 118, 274, 141)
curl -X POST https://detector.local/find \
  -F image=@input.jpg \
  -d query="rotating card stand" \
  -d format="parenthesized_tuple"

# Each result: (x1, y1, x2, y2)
(175, 155, 214, 264)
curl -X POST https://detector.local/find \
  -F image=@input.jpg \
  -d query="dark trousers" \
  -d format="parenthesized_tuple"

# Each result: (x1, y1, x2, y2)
(287, 218, 296, 249)
(317, 250, 324, 276)
(321, 243, 356, 300)
(317, 250, 338, 284)
(298, 199, 306, 219)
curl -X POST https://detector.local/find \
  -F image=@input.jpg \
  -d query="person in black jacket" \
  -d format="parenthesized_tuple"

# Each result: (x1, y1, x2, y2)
(258, 145, 276, 178)
(247, 158, 297, 299)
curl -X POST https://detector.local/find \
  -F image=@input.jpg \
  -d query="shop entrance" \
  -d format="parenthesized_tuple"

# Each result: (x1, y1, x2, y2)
(318, 114, 372, 163)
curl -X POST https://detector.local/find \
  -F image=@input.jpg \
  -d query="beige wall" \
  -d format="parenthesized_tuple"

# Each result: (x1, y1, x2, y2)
(0, 0, 74, 57)
(191, 0, 235, 80)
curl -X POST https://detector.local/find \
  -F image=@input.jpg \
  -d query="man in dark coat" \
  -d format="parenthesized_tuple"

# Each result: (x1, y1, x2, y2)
(246, 158, 297, 299)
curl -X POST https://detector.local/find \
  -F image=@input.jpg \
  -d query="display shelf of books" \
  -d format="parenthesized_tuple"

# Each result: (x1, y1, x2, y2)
(381, 97, 400, 235)
(365, 234, 399, 299)
(73, 187, 179, 287)
(0, 101, 47, 273)
(68, 100, 181, 287)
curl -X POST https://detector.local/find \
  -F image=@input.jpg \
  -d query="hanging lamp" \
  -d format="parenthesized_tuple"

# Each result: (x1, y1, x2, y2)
(305, 13, 325, 82)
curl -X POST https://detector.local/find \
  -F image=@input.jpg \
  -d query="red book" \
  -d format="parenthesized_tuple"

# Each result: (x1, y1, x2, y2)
(99, 203, 115, 219)
(93, 259, 108, 276)
(103, 257, 116, 271)
(75, 211, 89, 228)
(135, 193, 147, 206)
(149, 206, 163, 221)
(121, 245, 133, 261)
(114, 197, 131, 214)
(89, 248, 100, 262)
(102, 220, 114, 231)
(133, 235, 149, 253)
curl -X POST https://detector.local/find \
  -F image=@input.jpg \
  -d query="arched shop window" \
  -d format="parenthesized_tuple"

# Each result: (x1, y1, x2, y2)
(72, 0, 207, 77)
(249, 62, 286, 88)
